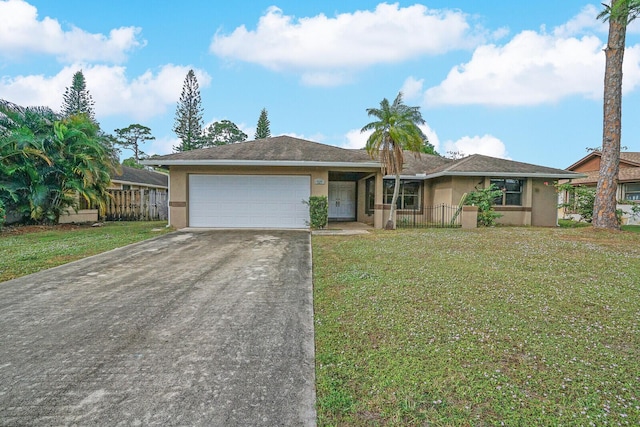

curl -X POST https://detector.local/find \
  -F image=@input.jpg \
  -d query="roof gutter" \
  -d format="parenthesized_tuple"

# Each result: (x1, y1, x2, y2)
(423, 171, 588, 179)
(140, 159, 381, 168)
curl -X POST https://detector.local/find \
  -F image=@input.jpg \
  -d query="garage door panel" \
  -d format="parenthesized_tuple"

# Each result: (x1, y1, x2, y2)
(189, 175, 310, 228)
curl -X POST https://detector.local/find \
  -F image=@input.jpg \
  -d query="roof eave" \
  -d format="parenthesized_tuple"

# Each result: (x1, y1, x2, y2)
(425, 171, 587, 179)
(141, 159, 381, 168)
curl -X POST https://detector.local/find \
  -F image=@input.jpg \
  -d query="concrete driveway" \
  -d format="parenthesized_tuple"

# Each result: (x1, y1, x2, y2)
(0, 230, 315, 426)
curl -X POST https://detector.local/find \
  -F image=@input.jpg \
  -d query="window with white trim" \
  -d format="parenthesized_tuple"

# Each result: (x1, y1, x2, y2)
(624, 183, 640, 201)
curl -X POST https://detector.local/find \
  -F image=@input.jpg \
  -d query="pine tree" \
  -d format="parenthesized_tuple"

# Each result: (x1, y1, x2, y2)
(254, 108, 271, 139)
(173, 69, 204, 152)
(113, 124, 155, 164)
(61, 70, 95, 120)
(593, 0, 640, 229)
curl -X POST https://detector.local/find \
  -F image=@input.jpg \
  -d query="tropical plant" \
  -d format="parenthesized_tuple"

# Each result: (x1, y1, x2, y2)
(361, 92, 426, 229)
(113, 124, 155, 164)
(201, 120, 247, 146)
(173, 69, 204, 152)
(465, 184, 503, 227)
(593, 0, 640, 230)
(52, 115, 118, 217)
(0, 100, 117, 223)
(255, 108, 271, 139)
(61, 70, 96, 120)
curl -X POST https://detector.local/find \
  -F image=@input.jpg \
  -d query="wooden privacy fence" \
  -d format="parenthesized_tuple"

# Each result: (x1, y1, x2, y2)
(105, 189, 168, 221)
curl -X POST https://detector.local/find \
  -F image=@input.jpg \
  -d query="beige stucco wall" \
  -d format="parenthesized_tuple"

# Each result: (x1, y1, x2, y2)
(58, 208, 98, 224)
(168, 165, 381, 229)
(431, 177, 454, 205)
(531, 178, 558, 226)
(431, 176, 556, 227)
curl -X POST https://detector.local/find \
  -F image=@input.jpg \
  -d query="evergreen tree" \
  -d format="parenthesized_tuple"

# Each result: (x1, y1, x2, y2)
(61, 70, 95, 120)
(254, 108, 271, 139)
(113, 124, 155, 164)
(593, 0, 640, 229)
(173, 69, 204, 152)
(202, 120, 247, 146)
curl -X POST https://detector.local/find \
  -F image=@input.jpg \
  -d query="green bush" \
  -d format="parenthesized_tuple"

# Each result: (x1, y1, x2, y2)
(465, 184, 503, 227)
(0, 199, 5, 230)
(556, 183, 595, 222)
(305, 196, 328, 229)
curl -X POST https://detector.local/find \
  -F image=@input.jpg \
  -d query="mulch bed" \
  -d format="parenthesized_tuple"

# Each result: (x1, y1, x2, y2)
(1, 223, 92, 236)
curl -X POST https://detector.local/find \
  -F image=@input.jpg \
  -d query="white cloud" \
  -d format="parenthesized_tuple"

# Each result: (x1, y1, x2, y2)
(147, 135, 180, 156)
(342, 128, 369, 149)
(401, 76, 424, 101)
(210, 3, 482, 85)
(0, 0, 144, 63)
(424, 6, 640, 107)
(553, 5, 606, 38)
(418, 123, 441, 153)
(0, 64, 212, 120)
(443, 135, 509, 159)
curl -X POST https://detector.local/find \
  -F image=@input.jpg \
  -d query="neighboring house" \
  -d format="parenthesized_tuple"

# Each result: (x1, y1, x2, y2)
(58, 166, 169, 223)
(109, 166, 169, 192)
(143, 136, 582, 229)
(561, 151, 640, 224)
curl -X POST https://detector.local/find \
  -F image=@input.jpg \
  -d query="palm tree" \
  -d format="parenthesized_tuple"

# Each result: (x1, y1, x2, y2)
(361, 92, 426, 229)
(52, 115, 118, 218)
(0, 100, 57, 221)
(1, 100, 117, 223)
(593, 0, 640, 230)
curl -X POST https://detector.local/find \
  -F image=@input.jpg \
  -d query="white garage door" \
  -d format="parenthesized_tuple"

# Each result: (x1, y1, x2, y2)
(189, 175, 310, 228)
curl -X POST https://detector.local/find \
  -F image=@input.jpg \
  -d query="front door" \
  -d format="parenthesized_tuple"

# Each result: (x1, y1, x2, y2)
(329, 181, 356, 220)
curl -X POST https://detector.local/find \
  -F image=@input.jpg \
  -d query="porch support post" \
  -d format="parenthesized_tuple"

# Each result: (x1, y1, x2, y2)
(373, 171, 384, 229)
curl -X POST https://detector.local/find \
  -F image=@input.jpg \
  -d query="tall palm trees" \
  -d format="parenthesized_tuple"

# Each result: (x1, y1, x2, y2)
(362, 92, 426, 229)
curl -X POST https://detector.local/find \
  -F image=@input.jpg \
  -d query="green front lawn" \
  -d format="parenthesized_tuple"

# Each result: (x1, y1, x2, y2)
(313, 228, 640, 426)
(0, 221, 172, 282)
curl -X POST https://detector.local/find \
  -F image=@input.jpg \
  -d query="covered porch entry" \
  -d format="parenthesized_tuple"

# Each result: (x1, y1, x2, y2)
(328, 171, 376, 223)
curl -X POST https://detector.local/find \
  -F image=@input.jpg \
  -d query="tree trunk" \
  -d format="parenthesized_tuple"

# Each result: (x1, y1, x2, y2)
(593, 0, 627, 230)
(385, 174, 400, 230)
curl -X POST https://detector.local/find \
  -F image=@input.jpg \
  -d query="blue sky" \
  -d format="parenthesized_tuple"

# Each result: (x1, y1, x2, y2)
(1, 0, 639, 168)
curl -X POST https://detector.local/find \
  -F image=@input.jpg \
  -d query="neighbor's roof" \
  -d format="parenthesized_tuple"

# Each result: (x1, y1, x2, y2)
(567, 151, 640, 171)
(143, 135, 380, 168)
(570, 166, 640, 185)
(424, 154, 583, 179)
(112, 166, 169, 188)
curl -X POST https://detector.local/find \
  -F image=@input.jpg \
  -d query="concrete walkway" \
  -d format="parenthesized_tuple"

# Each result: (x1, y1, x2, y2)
(0, 230, 315, 426)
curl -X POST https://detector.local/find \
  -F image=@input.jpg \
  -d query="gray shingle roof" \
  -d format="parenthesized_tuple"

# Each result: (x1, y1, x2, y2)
(112, 166, 168, 188)
(426, 154, 579, 177)
(396, 153, 453, 176)
(147, 135, 374, 163)
(144, 136, 580, 179)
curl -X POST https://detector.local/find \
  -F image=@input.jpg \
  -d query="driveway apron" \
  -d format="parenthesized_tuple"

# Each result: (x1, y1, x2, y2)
(0, 230, 316, 426)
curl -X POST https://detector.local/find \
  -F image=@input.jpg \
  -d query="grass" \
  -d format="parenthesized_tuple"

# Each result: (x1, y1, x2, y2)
(0, 221, 172, 282)
(313, 227, 640, 426)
